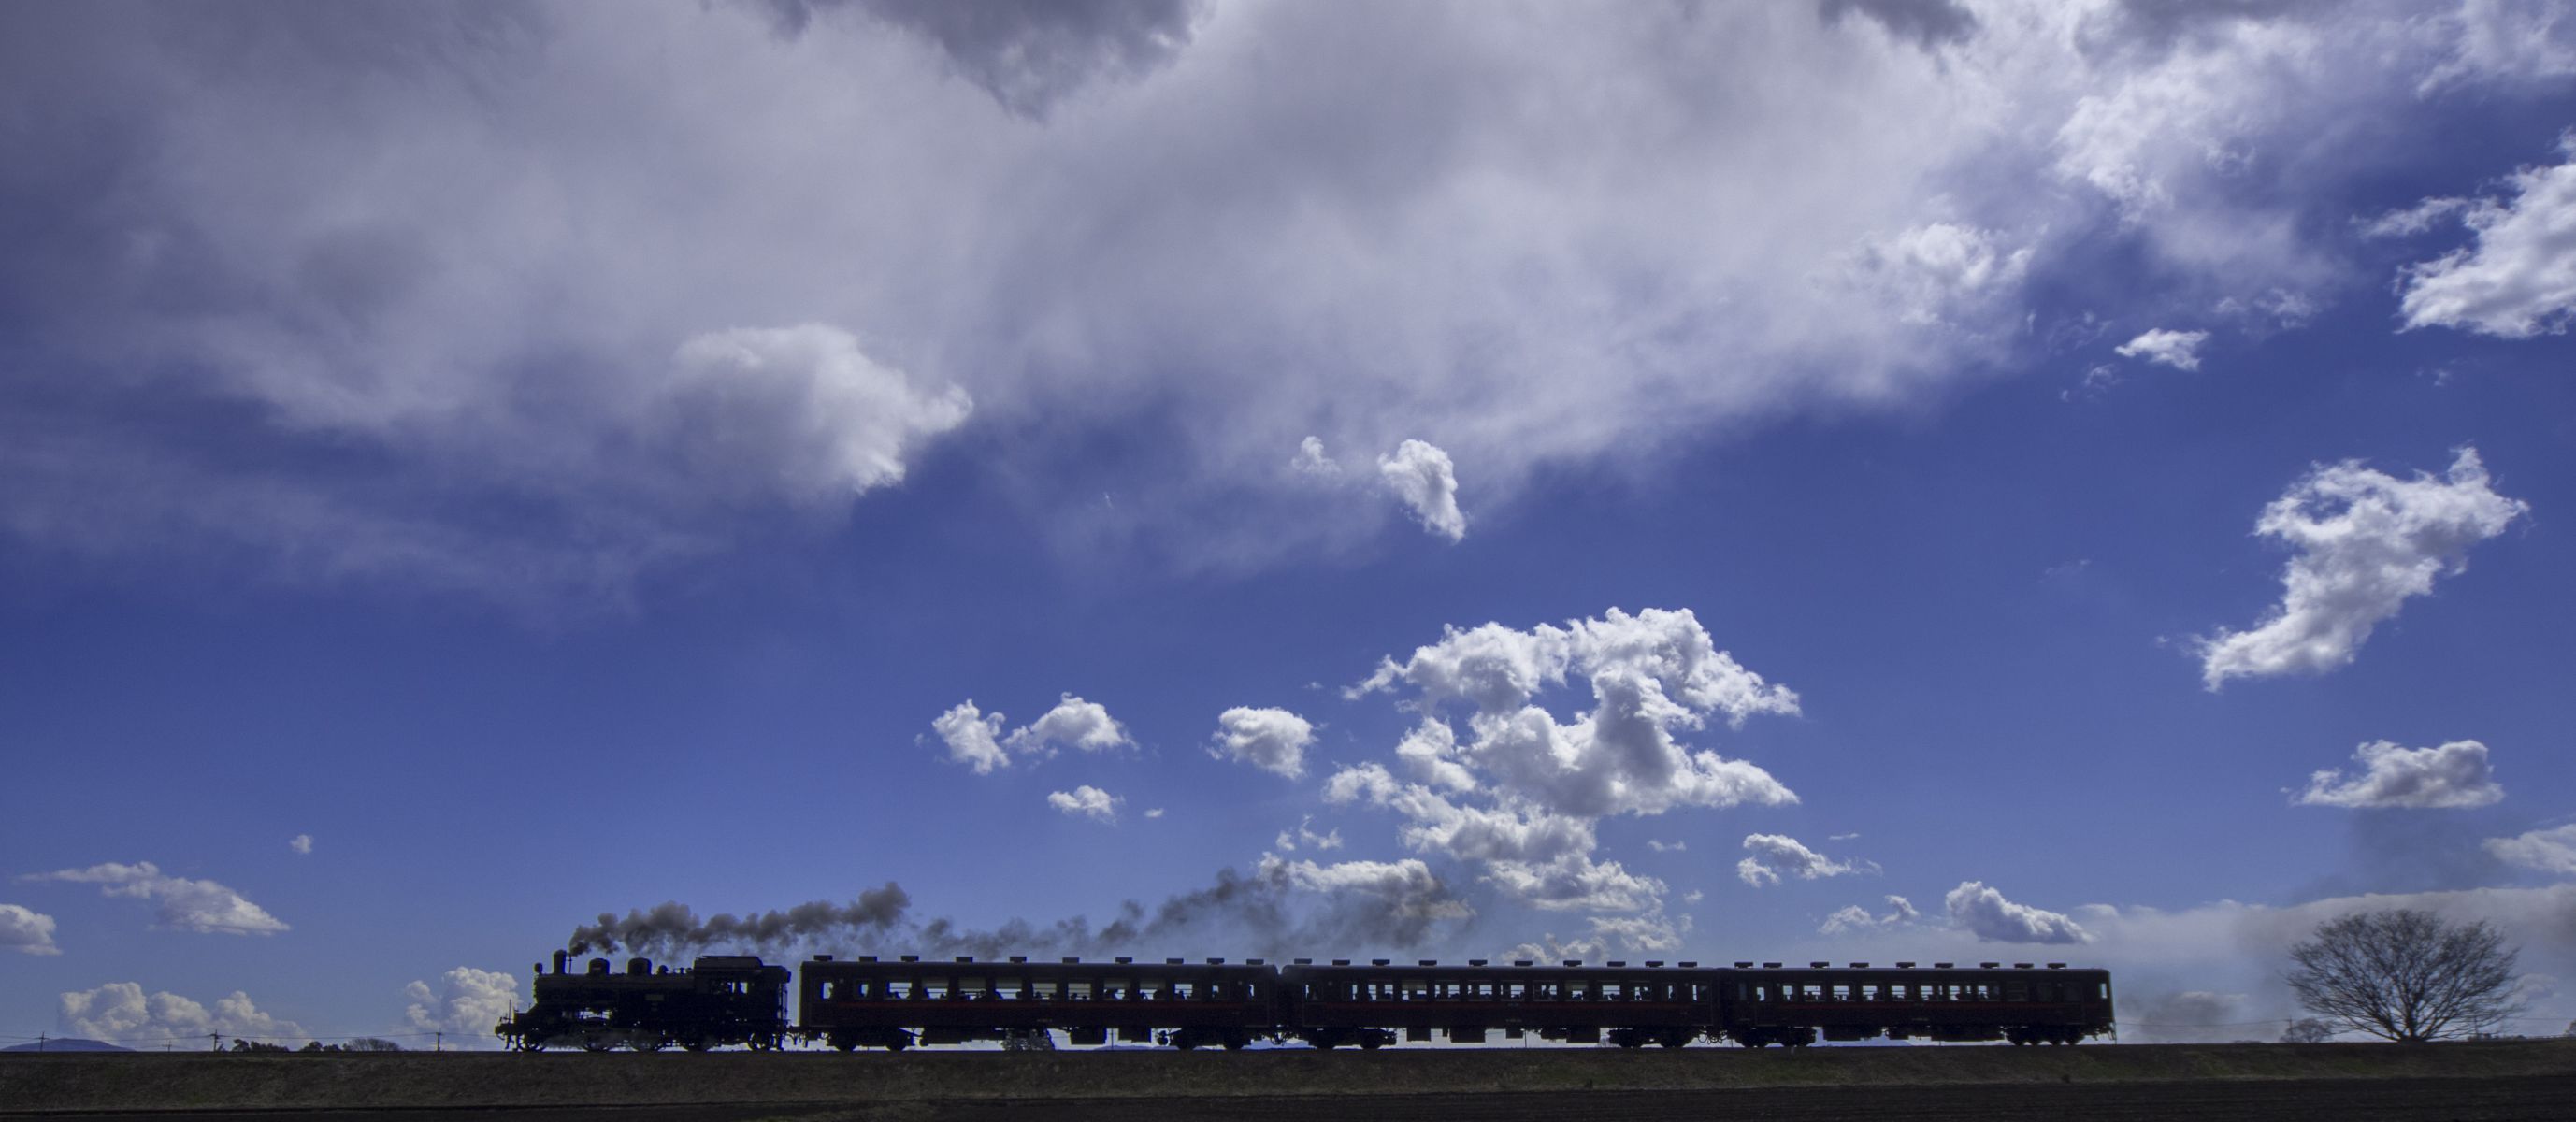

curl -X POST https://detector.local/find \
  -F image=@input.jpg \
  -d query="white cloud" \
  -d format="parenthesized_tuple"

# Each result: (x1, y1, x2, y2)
(1005, 694, 1132, 757)
(933, 694, 1130, 773)
(2360, 195, 2473, 239)
(1256, 855, 1475, 924)
(1392, 719, 1478, 794)
(654, 324, 971, 502)
(25, 861, 287, 935)
(403, 967, 520, 1045)
(1820, 894, 1921, 936)
(1737, 834, 1879, 887)
(1046, 784, 1122, 823)
(1324, 761, 1666, 912)
(2114, 327, 2210, 370)
(1646, 840, 1686, 853)
(1, 904, 61, 956)
(1209, 706, 1315, 779)
(2486, 824, 2576, 875)
(288, 834, 312, 856)
(1143, 807, 1165, 819)
(1290, 436, 1340, 478)
(930, 700, 1011, 774)
(60, 982, 308, 1045)
(1330, 608, 1797, 915)
(1352, 608, 1799, 818)
(1377, 439, 1467, 542)
(2198, 448, 2528, 689)
(2398, 135, 2576, 338)
(1944, 881, 2091, 944)
(1274, 815, 1343, 852)
(2295, 739, 2503, 809)
(0, 3, 2554, 597)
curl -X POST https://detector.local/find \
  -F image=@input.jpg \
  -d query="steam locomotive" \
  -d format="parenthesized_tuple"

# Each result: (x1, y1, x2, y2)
(496, 949, 2114, 1051)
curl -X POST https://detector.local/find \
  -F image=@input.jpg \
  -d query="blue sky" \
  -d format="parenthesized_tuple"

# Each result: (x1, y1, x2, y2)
(7, 0, 2576, 1048)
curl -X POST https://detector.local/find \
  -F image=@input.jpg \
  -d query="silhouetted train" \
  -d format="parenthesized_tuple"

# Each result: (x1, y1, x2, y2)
(496, 949, 2114, 1051)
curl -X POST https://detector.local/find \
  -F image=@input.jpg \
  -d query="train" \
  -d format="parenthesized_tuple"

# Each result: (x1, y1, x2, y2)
(496, 949, 2115, 1052)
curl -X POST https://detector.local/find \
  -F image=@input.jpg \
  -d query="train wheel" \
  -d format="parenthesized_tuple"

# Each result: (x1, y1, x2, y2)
(885, 1038, 909, 1053)
(1359, 1036, 1383, 1051)
(684, 1039, 712, 1053)
(1223, 1032, 1248, 1051)
(633, 1035, 668, 1052)
(580, 1037, 610, 1053)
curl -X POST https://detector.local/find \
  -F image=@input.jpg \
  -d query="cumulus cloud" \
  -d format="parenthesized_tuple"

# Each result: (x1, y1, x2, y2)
(24, 862, 287, 935)
(1209, 706, 1315, 779)
(1351, 608, 1799, 816)
(1274, 815, 1343, 852)
(2198, 448, 2528, 689)
(1945, 881, 2091, 944)
(655, 324, 972, 503)
(1047, 784, 1122, 823)
(931, 694, 1130, 773)
(2114, 327, 2210, 369)
(1646, 840, 1686, 853)
(0, 3, 2555, 597)
(1, 904, 61, 956)
(2398, 134, 2576, 337)
(60, 983, 307, 1045)
(1377, 439, 1467, 542)
(1502, 910, 1692, 963)
(1330, 608, 1797, 914)
(1290, 436, 1340, 478)
(930, 700, 1011, 774)
(404, 967, 520, 1044)
(2486, 825, 2576, 875)
(1007, 694, 1132, 756)
(2295, 739, 2503, 809)
(1737, 834, 1879, 886)
(1325, 762, 1667, 913)
(289, 834, 312, 856)
(1820, 894, 1921, 935)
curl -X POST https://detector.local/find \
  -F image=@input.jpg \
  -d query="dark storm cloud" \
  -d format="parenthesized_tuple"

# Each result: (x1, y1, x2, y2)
(1819, 0, 1979, 49)
(756, 0, 1201, 117)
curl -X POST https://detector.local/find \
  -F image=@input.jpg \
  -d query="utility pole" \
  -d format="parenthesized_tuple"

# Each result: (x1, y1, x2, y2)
(211, 1033, 220, 1052)
(34, 1033, 43, 1053)
(435, 1031, 442, 1053)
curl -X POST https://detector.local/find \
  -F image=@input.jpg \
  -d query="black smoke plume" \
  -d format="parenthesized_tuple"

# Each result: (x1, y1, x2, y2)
(567, 863, 1466, 960)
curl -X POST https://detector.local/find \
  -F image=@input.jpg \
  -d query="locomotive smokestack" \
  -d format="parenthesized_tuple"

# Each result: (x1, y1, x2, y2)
(553, 950, 567, 974)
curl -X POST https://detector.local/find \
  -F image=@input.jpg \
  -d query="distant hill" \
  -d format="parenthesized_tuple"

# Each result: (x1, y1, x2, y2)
(4, 1038, 133, 1052)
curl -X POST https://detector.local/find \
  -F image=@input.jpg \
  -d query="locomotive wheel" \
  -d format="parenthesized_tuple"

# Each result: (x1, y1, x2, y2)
(580, 1037, 610, 1053)
(1223, 1033, 1248, 1051)
(684, 1039, 712, 1053)
(885, 1038, 909, 1052)
(1359, 1036, 1383, 1051)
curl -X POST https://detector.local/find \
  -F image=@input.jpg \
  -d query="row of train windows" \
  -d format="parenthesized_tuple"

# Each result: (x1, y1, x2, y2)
(815, 978, 1261, 1002)
(1304, 981, 1705, 1003)
(1747, 982, 2107, 1003)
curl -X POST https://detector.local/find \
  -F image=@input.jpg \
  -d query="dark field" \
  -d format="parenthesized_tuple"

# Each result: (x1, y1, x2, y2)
(7, 1041, 2573, 1120)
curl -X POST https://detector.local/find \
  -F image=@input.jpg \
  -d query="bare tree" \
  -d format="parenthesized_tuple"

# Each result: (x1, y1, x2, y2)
(2279, 1017, 2334, 1044)
(2285, 909, 2523, 1043)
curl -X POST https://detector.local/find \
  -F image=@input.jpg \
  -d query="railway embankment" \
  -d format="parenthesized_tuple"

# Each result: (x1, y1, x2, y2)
(5, 1039, 2572, 1115)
